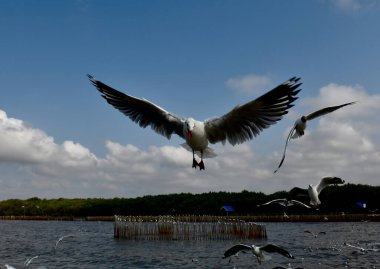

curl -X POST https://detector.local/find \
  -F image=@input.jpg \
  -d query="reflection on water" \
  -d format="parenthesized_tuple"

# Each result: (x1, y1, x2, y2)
(0, 220, 379, 268)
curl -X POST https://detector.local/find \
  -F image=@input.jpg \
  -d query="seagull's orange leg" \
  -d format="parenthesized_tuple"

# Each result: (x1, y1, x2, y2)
(198, 151, 205, 170)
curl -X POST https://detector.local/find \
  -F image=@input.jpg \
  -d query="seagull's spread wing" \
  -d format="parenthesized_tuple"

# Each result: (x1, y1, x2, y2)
(260, 199, 287, 206)
(290, 200, 311, 208)
(316, 177, 345, 193)
(274, 125, 297, 173)
(55, 234, 74, 248)
(88, 75, 185, 140)
(305, 102, 356, 121)
(260, 244, 294, 259)
(224, 244, 252, 258)
(204, 77, 302, 145)
(24, 255, 39, 267)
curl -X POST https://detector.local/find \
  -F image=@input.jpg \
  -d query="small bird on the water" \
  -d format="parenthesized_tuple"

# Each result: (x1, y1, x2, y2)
(89, 75, 302, 170)
(289, 176, 345, 207)
(274, 102, 355, 173)
(223, 243, 294, 264)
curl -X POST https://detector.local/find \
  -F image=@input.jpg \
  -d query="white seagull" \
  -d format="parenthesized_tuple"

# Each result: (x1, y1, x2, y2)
(274, 102, 355, 173)
(89, 75, 302, 170)
(304, 230, 326, 238)
(24, 255, 39, 267)
(54, 234, 74, 252)
(257, 198, 311, 209)
(289, 176, 345, 207)
(344, 242, 380, 253)
(223, 243, 294, 264)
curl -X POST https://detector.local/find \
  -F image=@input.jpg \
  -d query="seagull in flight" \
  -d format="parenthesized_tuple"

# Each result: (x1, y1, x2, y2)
(274, 102, 355, 173)
(89, 75, 302, 170)
(223, 243, 294, 264)
(304, 230, 326, 238)
(344, 242, 380, 253)
(289, 176, 345, 207)
(24, 255, 39, 267)
(257, 198, 311, 209)
(54, 235, 74, 252)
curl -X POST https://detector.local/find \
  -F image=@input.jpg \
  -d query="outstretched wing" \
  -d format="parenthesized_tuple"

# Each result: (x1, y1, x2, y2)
(316, 177, 345, 193)
(205, 77, 302, 145)
(223, 244, 252, 258)
(290, 199, 311, 208)
(274, 125, 297, 173)
(305, 102, 355, 121)
(88, 75, 185, 140)
(260, 244, 294, 259)
(259, 199, 287, 207)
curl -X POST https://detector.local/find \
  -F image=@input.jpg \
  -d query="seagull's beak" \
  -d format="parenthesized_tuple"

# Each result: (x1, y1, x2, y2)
(187, 130, 192, 140)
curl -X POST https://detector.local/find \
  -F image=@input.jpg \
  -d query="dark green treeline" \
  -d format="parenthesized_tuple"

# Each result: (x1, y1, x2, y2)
(0, 183, 378, 217)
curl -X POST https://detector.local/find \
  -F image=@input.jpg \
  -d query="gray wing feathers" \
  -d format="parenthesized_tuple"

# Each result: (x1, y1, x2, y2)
(88, 75, 185, 140)
(305, 102, 355, 121)
(224, 244, 252, 258)
(260, 244, 294, 259)
(205, 77, 302, 145)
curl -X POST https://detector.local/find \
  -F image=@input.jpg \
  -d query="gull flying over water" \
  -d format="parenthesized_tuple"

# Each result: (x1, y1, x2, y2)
(257, 198, 311, 209)
(24, 255, 39, 267)
(274, 102, 355, 173)
(289, 176, 345, 207)
(304, 230, 326, 238)
(223, 243, 294, 264)
(89, 75, 302, 170)
(344, 242, 380, 253)
(54, 235, 74, 252)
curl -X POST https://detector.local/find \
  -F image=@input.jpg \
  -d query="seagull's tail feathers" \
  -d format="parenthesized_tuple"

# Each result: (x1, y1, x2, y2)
(180, 144, 217, 158)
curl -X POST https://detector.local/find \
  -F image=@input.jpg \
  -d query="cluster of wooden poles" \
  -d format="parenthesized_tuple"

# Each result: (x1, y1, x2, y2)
(114, 215, 267, 240)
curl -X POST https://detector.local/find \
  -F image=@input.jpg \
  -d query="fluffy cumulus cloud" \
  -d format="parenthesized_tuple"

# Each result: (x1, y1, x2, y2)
(0, 82, 379, 199)
(272, 83, 380, 189)
(226, 74, 272, 94)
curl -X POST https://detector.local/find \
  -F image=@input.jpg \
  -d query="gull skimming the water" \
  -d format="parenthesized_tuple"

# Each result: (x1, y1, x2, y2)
(304, 230, 326, 238)
(289, 176, 345, 208)
(344, 242, 380, 253)
(223, 243, 294, 264)
(54, 235, 74, 252)
(89, 75, 302, 170)
(24, 255, 39, 267)
(257, 198, 311, 209)
(274, 102, 355, 173)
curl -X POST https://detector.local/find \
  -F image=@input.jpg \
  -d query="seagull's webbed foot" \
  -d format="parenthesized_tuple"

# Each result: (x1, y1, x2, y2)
(192, 158, 199, 169)
(198, 160, 205, 170)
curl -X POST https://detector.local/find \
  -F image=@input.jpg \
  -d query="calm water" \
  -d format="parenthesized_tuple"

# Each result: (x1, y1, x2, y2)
(0, 220, 379, 268)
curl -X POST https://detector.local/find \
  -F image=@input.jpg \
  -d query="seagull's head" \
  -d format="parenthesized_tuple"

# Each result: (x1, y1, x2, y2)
(185, 118, 195, 140)
(331, 177, 345, 184)
(301, 116, 307, 123)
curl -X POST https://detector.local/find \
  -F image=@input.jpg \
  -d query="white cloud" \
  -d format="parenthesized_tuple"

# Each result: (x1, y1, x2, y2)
(1, 80, 379, 201)
(226, 74, 271, 94)
(273, 83, 380, 188)
(333, 0, 361, 12)
(331, 0, 379, 13)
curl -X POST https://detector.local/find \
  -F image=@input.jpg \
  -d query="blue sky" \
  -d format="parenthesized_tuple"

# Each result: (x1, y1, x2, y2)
(1, 0, 379, 199)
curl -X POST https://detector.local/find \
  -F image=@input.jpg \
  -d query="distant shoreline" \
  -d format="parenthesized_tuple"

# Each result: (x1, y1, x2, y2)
(0, 214, 379, 222)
